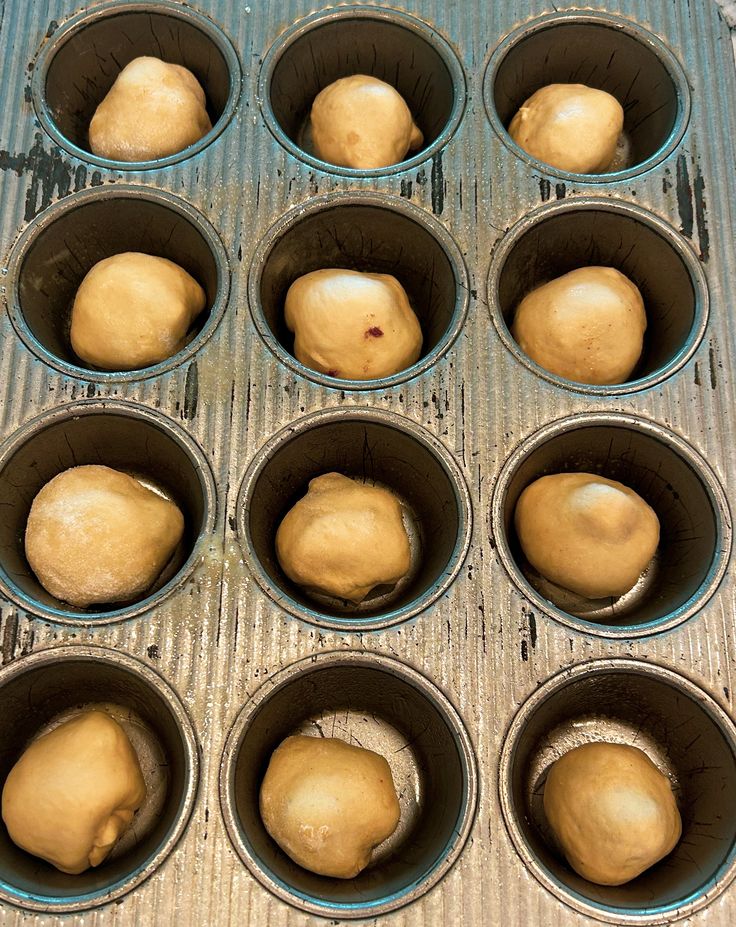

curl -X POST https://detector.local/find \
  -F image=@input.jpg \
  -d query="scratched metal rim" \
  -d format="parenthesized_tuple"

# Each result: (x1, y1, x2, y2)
(482, 11, 691, 183)
(248, 191, 470, 390)
(0, 645, 199, 913)
(30, 0, 242, 171)
(235, 407, 473, 632)
(490, 412, 732, 638)
(257, 5, 467, 178)
(0, 399, 217, 626)
(486, 197, 709, 395)
(219, 649, 478, 919)
(4, 185, 231, 382)
(498, 658, 736, 924)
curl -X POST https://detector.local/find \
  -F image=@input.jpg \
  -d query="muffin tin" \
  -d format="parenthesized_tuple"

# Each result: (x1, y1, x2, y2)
(0, 1, 734, 925)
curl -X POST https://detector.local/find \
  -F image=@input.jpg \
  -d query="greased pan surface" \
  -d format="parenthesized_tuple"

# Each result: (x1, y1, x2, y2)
(0, 0, 734, 925)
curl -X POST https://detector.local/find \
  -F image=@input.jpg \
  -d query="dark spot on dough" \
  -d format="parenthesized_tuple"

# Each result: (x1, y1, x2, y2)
(366, 327, 384, 338)
(326, 369, 339, 377)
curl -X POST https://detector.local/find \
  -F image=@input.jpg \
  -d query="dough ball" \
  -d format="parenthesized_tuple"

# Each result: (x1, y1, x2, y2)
(89, 56, 212, 161)
(310, 74, 423, 169)
(25, 464, 185, 607)
(514, 472, 659, 598)
(2, 710, 146, 874)
(260, 735, 400, 878)
(71, 252, 206, 370)
(512, 267, 647, 385)
(544, 742, 682, 885)
(509, 83, 624, 174)
(275, 472, 411, 603)
(285, 269, 423, 380)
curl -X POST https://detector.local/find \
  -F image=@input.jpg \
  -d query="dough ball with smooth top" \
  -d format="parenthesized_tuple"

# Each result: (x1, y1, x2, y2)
(260, 735, 401, 878)
(89, 56, 211, 162)
(2, 710, 146, 875)
(310, 74, 423, 169)
(544, 742, 682, 885)
(25, 464, 184, 607)
(512, 266, 646, 385)
(514, 472, 660, 599)
(275, 472, 411, 603)
(71, 252, 206, 370)
(285, 268, 422, 380)
(509, 83, 624, 174)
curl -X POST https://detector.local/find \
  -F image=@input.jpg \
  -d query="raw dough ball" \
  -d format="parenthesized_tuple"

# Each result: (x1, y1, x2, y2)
(275, 472, 411, 603)
(260, 735, 400, 878)
(544, 742, 682, 885)
(511, 266, 647, 385)
(509, 83, 624, 174)
(89, 56, 212, 161)
(2, 710, 146, 874)
(285, 269, 423, 380)
(25, 464, 185, 607)
(514, 472, 660, 598)
(310, 74, 423, 169)
(71, 252, 207, 370)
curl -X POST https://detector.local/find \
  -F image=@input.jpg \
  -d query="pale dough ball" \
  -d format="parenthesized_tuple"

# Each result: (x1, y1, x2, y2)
(512, 267, 647, 385)
(260, 735, 400, 878)
(310, 74, 424, 169)
(514, 472, 660, 598)
(2, 710, 146, 874)
(509, 83, 624, 173)
(544, 742, 682, 885)
(71, 252, 207, 370)
(284, 268, 423, 380)
(89, 56, 212, 161)
(25, 464, 185, 607)
(275, 472, 411, 603)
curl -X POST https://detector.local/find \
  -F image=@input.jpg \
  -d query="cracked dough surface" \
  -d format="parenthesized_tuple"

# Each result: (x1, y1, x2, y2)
(71, 252, 206, 371)
(544, 742, 682, 885)
(89, 56, 211, 162)
(260, 735, 400, 878)
(2, 710, 146, 875)
(275, 472, 411, 603)
(310, 74, 423, 169)
(25, 464, 185, 607)
(285, 268, 422, 380)
(512, 266, 647, 385)
(509, 83, 624, 174)
(514, 472, 660, 598)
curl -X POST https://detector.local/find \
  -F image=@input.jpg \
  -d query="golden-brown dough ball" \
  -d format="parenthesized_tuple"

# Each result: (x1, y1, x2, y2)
(544, 742, 682, 885)
(310, 74, 423, 169)
(25, 464, 184, 607)
(284, 268, 422, 380)
(514, 472, 659, 598)
(511, 266, 646, 385)
(260, 735, 400, 878)
(89, 56, 211, 162)
(509, 83, 624, 174)
(275, 472, 411, 603)
(2, 710, 146, 874)
(70, 252, 206, 370)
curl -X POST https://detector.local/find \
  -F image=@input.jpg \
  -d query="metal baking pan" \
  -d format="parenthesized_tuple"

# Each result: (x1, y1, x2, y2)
(0, 0, 734, 924)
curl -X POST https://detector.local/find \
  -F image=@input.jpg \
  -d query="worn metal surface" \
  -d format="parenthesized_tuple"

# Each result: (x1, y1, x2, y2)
(0, 0, 735, 924)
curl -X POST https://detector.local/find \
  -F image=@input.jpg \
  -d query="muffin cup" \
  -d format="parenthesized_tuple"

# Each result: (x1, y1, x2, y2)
(487, 198, 708, 394)
(0, 646, 199, 913)
(484, 11, 690, 182)
(220, 650, 477, 919)
(0, 400, 217, 625)
(31, 0, 242, 170)
(5, 185, 230, 381)
(499, 658, 736, 923)
(258, 5, 466, 176)
(236, 408, 472, 631)
(249, 192, 469, 390)
(491, 413, 731, 637)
